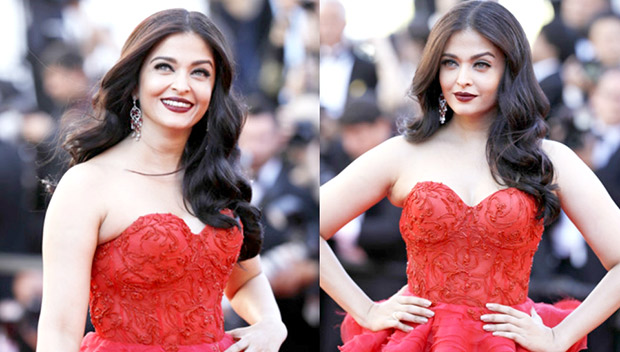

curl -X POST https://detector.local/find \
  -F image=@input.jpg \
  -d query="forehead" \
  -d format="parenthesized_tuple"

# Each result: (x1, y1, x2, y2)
(443, 29, 503, 58)
(146, 32, 215, 62)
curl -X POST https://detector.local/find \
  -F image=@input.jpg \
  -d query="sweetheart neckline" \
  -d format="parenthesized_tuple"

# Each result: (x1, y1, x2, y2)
(99, 213, 208, 247)
(404, 181, 522, 208)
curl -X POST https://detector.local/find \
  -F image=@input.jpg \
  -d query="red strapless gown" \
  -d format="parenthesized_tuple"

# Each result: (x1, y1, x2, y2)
(340, 181, 588, 351)
(80, 213, 241, 352)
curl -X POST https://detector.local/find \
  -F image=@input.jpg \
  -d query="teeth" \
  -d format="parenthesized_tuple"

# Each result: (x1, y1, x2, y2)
(162, 99, 191, 108)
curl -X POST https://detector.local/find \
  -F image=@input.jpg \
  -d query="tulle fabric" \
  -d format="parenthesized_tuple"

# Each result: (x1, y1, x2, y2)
(340, 294, 587, 352)
(80, 332, 235, 352)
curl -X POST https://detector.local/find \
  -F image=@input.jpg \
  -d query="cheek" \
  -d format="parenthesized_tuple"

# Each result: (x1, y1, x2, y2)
(140, 75, 169, 97)
(196, 84, 214, 107)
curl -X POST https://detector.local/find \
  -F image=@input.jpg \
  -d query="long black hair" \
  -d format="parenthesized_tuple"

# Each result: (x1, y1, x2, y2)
(62, 9, 262, 259)
(401, 1, 559, 225)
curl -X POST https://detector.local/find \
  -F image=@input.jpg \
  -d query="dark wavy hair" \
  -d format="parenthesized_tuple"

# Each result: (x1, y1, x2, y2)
(62, 8, 262, 259)
(401, 1, 559, 225)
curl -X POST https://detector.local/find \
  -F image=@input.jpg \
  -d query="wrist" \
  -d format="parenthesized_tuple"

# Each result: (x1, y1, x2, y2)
(257, 318, 287, 337)
(357, 301, 377, 330)
(551, 326, 572, 352)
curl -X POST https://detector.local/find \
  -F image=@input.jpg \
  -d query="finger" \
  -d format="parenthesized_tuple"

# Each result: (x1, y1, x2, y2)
(491, 331, 527, 346)
(387, 318, 414, 333)
(397, 295, 432, 307)
(395, 311, 429, 324)
(491, 331, 518, 341)
(480, 313, 520, 325)
(396, 285, 409, 295)
(226, 327, 249, 339)
(530, 307, 543, 323)
(403, 305, 435, 318)
(486, 303, 528, 318)
(223, 339, 249, 352)
(483, 323, 522, 334)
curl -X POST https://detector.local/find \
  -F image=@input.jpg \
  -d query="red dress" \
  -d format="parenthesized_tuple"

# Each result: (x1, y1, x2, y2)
(340, 181, 588, 351)
(80, 213, 241, 352)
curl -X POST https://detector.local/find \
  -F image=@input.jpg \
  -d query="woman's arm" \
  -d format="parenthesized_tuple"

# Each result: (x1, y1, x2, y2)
(223, 256, 287, 352)
(482, 140, 620, 351)
(320, 137, 435, 332)
(36, 165, 104, 352)
(544, 140, 620, 348)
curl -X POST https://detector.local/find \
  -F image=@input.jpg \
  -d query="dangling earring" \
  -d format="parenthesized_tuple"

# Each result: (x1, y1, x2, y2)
(438, 93, 447, 125)
(130, 98, 143, 141)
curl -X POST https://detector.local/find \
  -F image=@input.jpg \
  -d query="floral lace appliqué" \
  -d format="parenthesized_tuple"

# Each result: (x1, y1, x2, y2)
(400, 181, 543, 309)
(89, 213, 243, 351)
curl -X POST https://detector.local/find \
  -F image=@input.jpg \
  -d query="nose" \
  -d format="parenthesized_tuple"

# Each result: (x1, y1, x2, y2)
(171, 72, 190, 93)
(456, 67, 472, 87)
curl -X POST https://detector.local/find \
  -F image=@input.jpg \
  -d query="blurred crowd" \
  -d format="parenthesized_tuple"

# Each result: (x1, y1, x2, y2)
(0, 0, 319, 351)
(320, 0, 620, 351)
(3, 0, 620, 350)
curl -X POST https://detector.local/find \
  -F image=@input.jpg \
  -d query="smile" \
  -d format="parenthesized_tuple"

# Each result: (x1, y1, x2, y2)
(162, 99, 192, 108)
(161, 98, 193, 113)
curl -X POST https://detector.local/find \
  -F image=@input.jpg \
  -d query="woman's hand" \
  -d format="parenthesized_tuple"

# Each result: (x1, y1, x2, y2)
(364, 285, 434, 332)
(224, 319, 287, 352)
(481, 303, 568, 352)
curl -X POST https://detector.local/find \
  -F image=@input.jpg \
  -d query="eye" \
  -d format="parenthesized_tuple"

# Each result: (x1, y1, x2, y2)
(440, 59, 458, 68)
(154, 62, 173, 71)
(474, 61, 491, 69)
(191, 68, 211, 78)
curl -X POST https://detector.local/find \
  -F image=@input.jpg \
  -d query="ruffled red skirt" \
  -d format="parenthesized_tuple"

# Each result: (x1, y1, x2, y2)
(340, 298, 587, 351)
(80, 332, 235, 352)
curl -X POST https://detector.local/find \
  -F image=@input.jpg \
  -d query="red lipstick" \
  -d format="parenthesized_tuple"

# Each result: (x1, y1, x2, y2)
(161, 97, 194, 113)
(454, 92, 477, 102)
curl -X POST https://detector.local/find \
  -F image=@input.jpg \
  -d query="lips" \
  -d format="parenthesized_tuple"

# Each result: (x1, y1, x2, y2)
(161, 97, 194, 113)
(454, 92, 477, 102)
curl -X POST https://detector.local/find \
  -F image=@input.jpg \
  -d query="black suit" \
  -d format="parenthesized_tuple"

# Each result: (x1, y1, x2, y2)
(256, 161, 319, 352)
(346, 48, 378, 102)
(321, 197, 407, 352)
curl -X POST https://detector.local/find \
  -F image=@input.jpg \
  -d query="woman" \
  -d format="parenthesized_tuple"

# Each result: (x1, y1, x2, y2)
(321, 2, 620, 351)
(36, 9, 286, 352)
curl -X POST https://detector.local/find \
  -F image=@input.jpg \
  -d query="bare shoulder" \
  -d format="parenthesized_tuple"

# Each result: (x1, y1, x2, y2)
(541, 139, 583, 174)
(55, 161, 106, 195)
(360, 135, 416, 166)
(541, 139, 574, 160)
(48, 160, 111, 226)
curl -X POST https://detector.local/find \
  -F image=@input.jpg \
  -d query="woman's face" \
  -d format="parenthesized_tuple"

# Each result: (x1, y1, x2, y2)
(439, 29, 505, 122)
(136, 32, 216, 134)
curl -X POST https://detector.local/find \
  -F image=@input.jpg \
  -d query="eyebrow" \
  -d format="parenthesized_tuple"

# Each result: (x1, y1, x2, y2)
(441, 52, 496, 60)
(149, 56, 214, 68)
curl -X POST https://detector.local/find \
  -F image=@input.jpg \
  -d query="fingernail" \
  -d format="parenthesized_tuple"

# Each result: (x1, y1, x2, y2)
(486, 303, 495, 308)
(428, 310, 435, 317)
(482, 325, 491, 331)
(406, 326, 414, 332)
(420, 317, 428, 323)
(480, 314, 488, 320)
(424, 300, 432, 306)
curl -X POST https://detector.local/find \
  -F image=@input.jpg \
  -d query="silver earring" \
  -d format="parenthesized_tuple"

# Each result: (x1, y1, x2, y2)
(439, 93, 447, 125)
(130, 98, 143, 141)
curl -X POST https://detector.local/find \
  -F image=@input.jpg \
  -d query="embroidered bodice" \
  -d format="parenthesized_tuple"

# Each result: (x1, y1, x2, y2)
(399, 181, 543, 308)
(339, 181, 587, 352)
(88, 213, 242, 350)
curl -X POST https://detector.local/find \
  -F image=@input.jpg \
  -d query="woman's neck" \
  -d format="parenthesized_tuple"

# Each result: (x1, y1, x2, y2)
(121, 126, 191, 175)
(446, 112, 495, 144)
